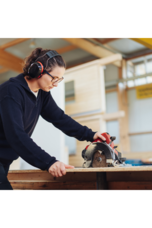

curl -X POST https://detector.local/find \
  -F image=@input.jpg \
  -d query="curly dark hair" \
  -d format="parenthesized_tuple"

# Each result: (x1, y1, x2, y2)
(23, 47, 66, 79)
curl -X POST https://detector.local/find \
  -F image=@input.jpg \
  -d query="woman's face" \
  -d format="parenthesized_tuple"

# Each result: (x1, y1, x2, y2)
(38, 66, 65, 92)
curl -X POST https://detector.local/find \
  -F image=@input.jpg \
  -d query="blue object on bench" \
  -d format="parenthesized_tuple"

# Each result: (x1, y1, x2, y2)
(125, 159, 152, 166)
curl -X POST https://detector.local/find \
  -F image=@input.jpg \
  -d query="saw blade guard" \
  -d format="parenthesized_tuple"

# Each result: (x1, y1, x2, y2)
(82, 142, 116, 168)
(82, 132, 126, 168)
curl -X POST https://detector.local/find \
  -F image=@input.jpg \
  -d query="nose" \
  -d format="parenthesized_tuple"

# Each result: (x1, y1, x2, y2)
(53, 82, 59, 87)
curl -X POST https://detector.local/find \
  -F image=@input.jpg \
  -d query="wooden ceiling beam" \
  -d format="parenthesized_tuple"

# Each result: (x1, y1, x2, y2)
(0, 49, 23, 72)
(62, 38, 122, 67)
(0, 38, 31, 50)
(93, 38, 120, 44)
(57, 45, 77, 54)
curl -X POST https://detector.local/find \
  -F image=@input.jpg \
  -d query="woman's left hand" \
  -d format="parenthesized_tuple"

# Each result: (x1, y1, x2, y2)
(93, 131, 106, 141)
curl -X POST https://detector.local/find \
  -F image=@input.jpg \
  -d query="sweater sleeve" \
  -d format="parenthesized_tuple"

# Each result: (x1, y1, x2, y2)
(0, 96, 58, 170)
(41, 92, 96, 142)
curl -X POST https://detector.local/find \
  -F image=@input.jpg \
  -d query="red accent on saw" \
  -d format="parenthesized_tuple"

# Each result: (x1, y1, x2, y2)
(85, 132, 118, 156)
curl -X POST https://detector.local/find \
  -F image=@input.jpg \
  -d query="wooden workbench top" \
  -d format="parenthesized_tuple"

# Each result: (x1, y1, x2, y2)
(9, 165, 152, 173)
(8, 166, 152, 190)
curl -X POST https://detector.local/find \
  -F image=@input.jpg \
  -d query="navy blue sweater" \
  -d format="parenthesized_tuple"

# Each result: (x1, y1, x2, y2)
(0, 74, 96, 170)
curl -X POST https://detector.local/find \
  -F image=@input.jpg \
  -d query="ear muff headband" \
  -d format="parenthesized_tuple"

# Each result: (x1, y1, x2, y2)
(28, 50, 61, 78)
(46, 50, 60, 59)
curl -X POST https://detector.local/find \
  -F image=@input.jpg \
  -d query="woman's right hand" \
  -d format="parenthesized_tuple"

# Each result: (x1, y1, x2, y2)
(48, 161, 75, 177)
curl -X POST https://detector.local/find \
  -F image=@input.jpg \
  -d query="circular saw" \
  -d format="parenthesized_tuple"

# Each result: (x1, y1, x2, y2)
(82, 132, 129, 168)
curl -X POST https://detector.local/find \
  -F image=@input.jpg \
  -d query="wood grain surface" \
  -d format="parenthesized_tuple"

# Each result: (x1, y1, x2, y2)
(8, 166, 152, 174)
(8, 167, 152, 190)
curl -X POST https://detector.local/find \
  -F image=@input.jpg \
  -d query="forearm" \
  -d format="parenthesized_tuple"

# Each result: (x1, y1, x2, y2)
(41, 93, 96, 142)
(52, 113, 96, 142)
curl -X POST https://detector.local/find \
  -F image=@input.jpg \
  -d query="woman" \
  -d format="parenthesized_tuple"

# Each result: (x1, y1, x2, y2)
(0, 48, 106, 190)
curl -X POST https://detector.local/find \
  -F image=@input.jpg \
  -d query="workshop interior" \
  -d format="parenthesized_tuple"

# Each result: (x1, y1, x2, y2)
(1, 38, 152, 190)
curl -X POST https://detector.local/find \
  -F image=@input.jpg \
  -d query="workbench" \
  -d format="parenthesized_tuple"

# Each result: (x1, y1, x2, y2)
(8, 166, 152, 190)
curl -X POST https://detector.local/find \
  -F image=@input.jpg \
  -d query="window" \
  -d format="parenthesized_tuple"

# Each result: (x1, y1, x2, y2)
(127, 62, 134, 78)
(134, 62, 146, 76)
(127, 56, 152, 88)
(147, 59, 152, 73)
(65, 81, 75, 104)
(127, 80, 134, 87)
(135, 77, 146, 86)
(147, 76, 152, 83)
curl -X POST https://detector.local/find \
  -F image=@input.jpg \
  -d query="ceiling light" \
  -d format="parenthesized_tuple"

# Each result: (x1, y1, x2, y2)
(29, 39, 36, 48)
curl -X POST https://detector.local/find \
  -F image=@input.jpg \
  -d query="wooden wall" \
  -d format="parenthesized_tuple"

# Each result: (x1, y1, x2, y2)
(65, 65, 105, 115)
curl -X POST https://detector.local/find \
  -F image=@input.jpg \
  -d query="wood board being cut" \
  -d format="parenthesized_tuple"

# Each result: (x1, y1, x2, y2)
(8, 166, 152, 190)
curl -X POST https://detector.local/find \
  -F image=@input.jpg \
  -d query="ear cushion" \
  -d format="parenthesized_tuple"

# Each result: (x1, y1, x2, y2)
(28, 62, 43, 78)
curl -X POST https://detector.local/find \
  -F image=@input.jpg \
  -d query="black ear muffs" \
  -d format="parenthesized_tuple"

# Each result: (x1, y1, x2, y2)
(28, 50, 60, 79)
(28, 61, 44, 78)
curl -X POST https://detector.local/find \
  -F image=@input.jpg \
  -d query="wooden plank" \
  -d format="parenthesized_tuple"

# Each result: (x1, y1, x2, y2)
(107, 171, 152, 182)
(73, 114, 102, 123)
(10, 181, 97, 190)
(57, 45, 77, 54)
(8, 166, 152, 174)
(122, 59, 127, 79)
(118, 65, 122, 79)
(93, 38, 120, 45)
(102, 111, 125, 121)
(129, 131, 152, 136)
(117, 82, 130, 153)
(108, 181, 152, 190)
(65, 54, 122, 75)
(8, 171, 96, 182)
(0, 38, 30, 50)
(65, 166, 152, 172)
(63, 38, 122, 67)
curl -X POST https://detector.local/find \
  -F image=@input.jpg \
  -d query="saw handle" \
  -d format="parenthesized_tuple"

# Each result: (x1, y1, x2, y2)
(93, 132, 111, 144)
(85, 132, 118, 156)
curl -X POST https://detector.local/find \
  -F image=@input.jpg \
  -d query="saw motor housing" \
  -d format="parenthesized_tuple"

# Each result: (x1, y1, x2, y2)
(82, 132, 126, 168)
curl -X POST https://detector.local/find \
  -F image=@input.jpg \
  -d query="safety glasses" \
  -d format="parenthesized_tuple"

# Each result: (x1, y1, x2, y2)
(44, 70, 64, 84)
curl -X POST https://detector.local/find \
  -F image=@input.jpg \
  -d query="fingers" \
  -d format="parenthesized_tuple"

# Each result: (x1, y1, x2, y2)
(94, 132, 106, 141)
(61, 168, 66, 176)
(60, 163, 66, 176)
(57, 169, 62, 177)
(98, 135, 106, 141)
(48, 162, 68, 177)
(64, 164, 75, 169)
